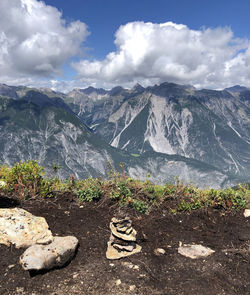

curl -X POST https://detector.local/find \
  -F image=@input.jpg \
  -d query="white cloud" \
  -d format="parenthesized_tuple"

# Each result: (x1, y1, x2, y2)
(0, 0, 89, 81)
(72, 21, 250, 89)
(1, 5, 250, 92)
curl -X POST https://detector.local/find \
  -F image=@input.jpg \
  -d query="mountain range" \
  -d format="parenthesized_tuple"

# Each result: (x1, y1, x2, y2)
(0, 82, 249, 188)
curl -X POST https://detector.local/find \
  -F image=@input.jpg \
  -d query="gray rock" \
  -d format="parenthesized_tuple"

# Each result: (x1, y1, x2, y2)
(19, 236, 78, 271)
(178, 242, 215, 259)
(0, 208, 53, 248)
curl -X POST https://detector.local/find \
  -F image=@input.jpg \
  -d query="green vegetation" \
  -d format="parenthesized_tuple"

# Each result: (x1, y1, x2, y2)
(0, 160, 249, 214)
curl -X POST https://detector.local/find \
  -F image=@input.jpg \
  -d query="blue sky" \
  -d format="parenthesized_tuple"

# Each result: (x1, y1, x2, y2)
(0, 0, 250, 91)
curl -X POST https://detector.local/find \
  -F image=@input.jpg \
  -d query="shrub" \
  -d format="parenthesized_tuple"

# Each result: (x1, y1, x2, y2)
(0, 160, 53, 199)
(76, 178, 103, 202)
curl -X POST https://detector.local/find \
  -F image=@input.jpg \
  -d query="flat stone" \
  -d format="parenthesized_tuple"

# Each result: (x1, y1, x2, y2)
(178, 243, 215, 259)
(110, 234, 133, 246)
(0, 208, 53, 248)
(110, 222, 137, 241)
(113, 243, 135, 252)
(106, 241, 141, 260)
(116, 225, 131, 233)
(19, 236, 78, 271)
(243, 209, 250, 218)
(112, 217, 130, 224)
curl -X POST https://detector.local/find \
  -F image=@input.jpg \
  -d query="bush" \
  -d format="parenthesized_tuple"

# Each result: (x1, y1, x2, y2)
(76, 178, 103, 202)
(0, 160, 53, 199)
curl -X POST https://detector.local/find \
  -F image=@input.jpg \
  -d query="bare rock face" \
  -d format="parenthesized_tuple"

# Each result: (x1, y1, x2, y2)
(178, 242, 215, 259)
(106, 217, 141, 259)
(0, 208, 53, 248)
(19, 236, 79, 271)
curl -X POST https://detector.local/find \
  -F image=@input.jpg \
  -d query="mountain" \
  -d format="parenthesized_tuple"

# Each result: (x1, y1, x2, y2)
(66, 82, 250, 182)
(0, 85, 238, 188)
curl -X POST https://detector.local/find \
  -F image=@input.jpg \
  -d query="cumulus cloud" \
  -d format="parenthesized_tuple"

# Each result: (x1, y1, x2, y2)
(72, 21, 250, 89)
(0, 0, 89, 81)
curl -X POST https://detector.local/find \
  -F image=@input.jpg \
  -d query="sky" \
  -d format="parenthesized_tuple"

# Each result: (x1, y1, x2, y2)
(0, 0, 250, 92)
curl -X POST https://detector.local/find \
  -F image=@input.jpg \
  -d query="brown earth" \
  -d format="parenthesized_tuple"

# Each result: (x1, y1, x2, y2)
(0, 194, 249, 295)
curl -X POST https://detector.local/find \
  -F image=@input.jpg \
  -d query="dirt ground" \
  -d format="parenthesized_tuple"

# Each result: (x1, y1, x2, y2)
(0, 194, 249, 295)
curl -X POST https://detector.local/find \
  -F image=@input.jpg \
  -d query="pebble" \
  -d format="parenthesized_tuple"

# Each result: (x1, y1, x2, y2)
(154, 248, 166, 255)
(8, 264, 15, 269)
(115, 279, 121, 286)
(129, 285, 136, 291)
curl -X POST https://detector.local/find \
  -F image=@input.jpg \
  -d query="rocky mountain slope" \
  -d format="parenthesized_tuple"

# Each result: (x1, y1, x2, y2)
(0, 83, 248, 187)
(66, 82, 250, 182)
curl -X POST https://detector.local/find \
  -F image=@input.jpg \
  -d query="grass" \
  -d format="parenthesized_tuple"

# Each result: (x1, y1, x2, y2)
(0, 160, 249, 214)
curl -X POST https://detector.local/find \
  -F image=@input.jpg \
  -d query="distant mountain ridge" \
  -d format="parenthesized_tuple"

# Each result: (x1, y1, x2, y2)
(0, 82, 249, 188)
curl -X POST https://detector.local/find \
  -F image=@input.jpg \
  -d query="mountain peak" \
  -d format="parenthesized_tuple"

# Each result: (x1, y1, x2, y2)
(224, 85, 248, 93)
(131, 83, 144, 92)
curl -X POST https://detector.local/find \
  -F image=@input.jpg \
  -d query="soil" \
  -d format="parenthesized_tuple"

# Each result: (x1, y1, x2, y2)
(0, 194, 249, 295)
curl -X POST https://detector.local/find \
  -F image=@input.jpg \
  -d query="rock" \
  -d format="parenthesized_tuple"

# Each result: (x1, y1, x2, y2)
(154, 248, 166, 255)
(106, 217, 142, 259)
(115, 279, 121, 286)
(178, 242, 215, 259)
(122, 262, 139, 270)
(243, 209, 250, 218)
(106, 241, 141, 260)
(113, 243, 135, 252)
(110, 220, 137, 241)
(19, 236, 78, 271)
(129, 285, 136, 291)
(0, 208, 53, 248)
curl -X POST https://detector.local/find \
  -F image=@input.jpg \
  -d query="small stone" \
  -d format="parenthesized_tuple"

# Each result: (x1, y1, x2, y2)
(178, 242, 215, 259)
(133, 265, 139, 270)
(73, 273, 78, 279)
(20, 236, 78, 271)
(8, 264, 15, 269)
(243, 209, 250, 218)
(154, 248, 166, 255)
(122, 261, 134, 268)
(129, 285, 136, 291)
(115, 279, 121, 286)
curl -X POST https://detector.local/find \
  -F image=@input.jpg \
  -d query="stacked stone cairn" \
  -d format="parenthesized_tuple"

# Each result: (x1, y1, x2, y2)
(106, 217, 141, 259)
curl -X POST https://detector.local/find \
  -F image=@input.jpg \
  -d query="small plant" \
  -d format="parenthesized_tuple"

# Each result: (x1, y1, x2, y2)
(50, 162, 62, 177)
(77, 178, 103, 202)
(132, 199, 148, 214)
